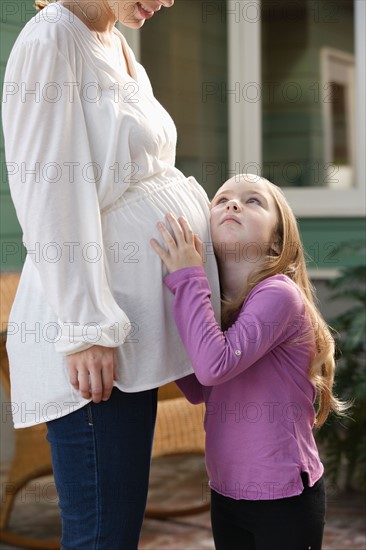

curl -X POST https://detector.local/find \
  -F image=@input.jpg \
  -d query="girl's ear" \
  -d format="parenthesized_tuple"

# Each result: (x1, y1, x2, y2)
(268, 224, 282, 256)
(267, 235, 282, 256)
(270, 241, 281, 256)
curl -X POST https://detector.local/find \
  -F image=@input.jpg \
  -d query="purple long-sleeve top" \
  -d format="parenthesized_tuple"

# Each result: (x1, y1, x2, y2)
(164, 267, 324, 500)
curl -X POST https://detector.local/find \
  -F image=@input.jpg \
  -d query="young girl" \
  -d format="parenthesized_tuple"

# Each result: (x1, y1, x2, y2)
(150, 174, 345, 550)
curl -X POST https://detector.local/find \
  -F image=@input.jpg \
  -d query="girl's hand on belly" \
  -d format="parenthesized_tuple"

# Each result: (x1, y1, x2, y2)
(66, 345, 118, 403)
(150, 212, 204, 274)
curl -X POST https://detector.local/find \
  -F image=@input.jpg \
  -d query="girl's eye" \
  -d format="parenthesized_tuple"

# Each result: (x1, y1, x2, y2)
(217, 197, 228, 204)
(247, 197, 261, 205)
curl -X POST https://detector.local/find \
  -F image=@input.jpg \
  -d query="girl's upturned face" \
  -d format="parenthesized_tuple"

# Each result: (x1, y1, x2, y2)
(210, 176, 279, 262)
(112, 0, 174, 28)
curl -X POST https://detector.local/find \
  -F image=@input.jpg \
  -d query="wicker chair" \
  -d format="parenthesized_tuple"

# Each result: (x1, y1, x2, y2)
(146, 387, 209, 518)
(0, 272, 59, 549)
(0, 273, 208, 547)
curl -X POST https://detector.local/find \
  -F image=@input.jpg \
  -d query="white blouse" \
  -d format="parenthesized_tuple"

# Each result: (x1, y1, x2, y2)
(2, 3, 220, 428)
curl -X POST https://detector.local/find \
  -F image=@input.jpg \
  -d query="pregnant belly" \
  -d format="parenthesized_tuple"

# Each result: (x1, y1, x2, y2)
(101, 176, 212, 310)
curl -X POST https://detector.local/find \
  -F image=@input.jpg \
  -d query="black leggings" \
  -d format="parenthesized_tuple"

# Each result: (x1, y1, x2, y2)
(210, 474, 326, 550)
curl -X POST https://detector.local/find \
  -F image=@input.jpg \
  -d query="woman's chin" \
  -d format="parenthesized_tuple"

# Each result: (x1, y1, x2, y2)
(121, 19, 146, 29)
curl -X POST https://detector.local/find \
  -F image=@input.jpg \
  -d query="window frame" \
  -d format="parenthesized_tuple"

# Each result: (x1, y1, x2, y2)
(228, 0, 366, 217)
(321, 47, 355, 190)
(123, 0, 365, 217)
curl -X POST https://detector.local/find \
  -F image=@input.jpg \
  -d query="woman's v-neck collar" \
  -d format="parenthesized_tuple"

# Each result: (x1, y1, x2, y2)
(55, 2, 137, 81)
(113, 28, 137, 81)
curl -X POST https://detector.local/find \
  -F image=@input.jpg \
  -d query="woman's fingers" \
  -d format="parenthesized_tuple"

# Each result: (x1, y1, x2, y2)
(68, 363, 79, 390)
(89, 347, 115, 403)
(78, 365, 91, 400)
(89, 366, 103, 403)
(66, 346, 116, 403)
(101, 360, 114, 402)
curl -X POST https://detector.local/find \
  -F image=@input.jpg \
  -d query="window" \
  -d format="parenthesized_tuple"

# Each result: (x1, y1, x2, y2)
(139, 0, 228, 199)
(229, 0, 365, 216)
(321, 47, 355, 189)
(261, 0, 355, 188)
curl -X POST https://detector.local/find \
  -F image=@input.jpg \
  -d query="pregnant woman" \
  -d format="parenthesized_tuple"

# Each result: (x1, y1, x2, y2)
(2, 0, 220, 547)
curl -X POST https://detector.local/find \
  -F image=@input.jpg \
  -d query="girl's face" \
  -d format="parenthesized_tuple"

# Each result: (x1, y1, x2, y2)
(210, 176, 280, 261)
(111, 0, 174, 28)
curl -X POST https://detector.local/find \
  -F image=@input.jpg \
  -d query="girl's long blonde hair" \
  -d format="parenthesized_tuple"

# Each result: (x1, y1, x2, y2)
(220, 174, 347, 428)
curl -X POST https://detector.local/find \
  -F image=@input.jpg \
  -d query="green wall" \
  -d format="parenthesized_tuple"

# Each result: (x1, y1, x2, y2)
(299, 218, 365, 270)
(1, 0, 34, 273)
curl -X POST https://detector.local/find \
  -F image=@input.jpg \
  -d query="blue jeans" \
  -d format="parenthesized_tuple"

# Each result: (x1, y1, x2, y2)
(46, 387, 158, 550)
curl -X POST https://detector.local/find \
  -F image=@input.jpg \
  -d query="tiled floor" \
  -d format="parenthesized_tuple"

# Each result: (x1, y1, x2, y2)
(0, 456, 365, 549)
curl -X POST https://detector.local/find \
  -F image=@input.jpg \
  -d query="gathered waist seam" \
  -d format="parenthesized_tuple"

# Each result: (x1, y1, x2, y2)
(100, 176, 192, 217)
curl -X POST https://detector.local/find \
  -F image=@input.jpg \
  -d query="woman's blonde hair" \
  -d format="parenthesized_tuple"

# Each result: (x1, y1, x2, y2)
(219, 174, 347, 428)
(34, 0, 53, 11)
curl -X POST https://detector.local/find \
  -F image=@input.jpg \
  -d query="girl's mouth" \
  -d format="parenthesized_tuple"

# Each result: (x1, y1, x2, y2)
(221, 216, 241, 225)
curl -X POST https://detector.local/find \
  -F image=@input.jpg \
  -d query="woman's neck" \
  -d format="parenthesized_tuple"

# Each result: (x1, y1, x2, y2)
(59, 0, 117, 36)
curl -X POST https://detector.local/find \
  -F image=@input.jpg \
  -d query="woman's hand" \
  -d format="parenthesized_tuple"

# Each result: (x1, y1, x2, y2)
(150, 213, 204, 273)
(66, 345, 118, 403)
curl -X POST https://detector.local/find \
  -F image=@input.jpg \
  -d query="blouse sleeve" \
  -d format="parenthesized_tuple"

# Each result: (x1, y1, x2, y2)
(2, 40, 131, 355)
(164, 267, 307, 386)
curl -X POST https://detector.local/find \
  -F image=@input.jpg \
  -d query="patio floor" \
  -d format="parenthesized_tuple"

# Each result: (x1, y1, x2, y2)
(0, 456, 365, 549)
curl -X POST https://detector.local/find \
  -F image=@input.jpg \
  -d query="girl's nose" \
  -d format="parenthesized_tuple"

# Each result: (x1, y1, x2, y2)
(160, 0, 174, 7)
(226, 200, 241, 212)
